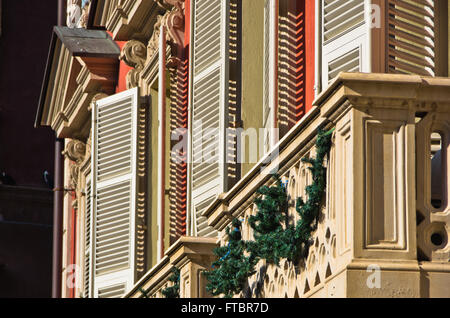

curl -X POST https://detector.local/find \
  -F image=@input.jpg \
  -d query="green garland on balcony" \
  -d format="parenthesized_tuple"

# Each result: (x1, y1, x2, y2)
(204, 219, 257, 298)
(280, 128, 334, 263)
(246, 176, 289, 266)
(205, 128, 333, 297)
(161, 267, 181, 298)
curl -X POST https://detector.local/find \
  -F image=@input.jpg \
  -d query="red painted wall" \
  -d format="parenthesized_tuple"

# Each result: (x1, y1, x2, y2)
(115, 40, 133, 94)
(305, 0, 315, 113)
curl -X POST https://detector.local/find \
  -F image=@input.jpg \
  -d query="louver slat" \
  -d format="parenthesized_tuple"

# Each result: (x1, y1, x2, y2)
(84, 180, 92, 298)
(321, 0, 367, 89)
(98, 284, 127, 299)
(92, 88, 138, 298)
(190, 0, 230, 238)
(388, 0, 436, 76)
(328, 47, 361, 82)
(323, 0, 365, 42)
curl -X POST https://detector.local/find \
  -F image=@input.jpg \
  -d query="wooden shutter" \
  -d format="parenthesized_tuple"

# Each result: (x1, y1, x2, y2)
(387, 0, 437, 76)
(169, 54, 189, 244)
(91, 88, 139, 298)
(84, 179, 92, 298)
(278, 0, 309, 137)
(321, 0, 369, 89)
(190, 0, 230, 237)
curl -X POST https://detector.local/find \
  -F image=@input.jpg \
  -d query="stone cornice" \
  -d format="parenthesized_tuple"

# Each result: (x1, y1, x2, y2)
(37, 27, 120, 140)
(106, 0, 166, 41)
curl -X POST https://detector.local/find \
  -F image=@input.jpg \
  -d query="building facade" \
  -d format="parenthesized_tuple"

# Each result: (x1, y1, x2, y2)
(36, 0, 450, 298)
(0, 0, 57, 298)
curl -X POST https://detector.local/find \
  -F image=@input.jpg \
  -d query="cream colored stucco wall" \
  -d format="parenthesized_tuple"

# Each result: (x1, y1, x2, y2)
(240, 0, 265, 177)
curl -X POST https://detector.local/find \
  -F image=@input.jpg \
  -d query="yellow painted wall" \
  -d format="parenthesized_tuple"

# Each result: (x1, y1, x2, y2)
(146, 75, 172, 270)
(240, 0, 265, 177)
(148, 87, 159, 268)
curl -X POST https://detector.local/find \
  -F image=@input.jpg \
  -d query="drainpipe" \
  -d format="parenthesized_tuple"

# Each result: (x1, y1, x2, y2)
(52, 0, 66, 298)
(58, 0, 66, 27)
(52, 138, 64, 298)
(157, 25, 167, 261)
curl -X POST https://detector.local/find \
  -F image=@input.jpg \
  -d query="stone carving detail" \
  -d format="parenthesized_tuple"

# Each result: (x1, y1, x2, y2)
(164, 1, 185, 49)
(147, 15, 163, 60)
(120, 40, 147, 89)
(122, 0, 186, 88)
(65, 139, 86, 164)
(64, 139, 87, 190)
(66, 0, 91, 29)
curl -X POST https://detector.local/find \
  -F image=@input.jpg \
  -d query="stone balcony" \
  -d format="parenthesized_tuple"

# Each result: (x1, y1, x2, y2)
(128, 73, 450, 298)
(125, 237, 217, 298)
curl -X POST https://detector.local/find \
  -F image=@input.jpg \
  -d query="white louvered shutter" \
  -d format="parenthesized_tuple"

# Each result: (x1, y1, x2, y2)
(263, 0, 277, 154)
(321, 0, 370, 89)
(84, 179, 92, 298)
(91, 88, 139, 298)
(190, 0, 230, 237)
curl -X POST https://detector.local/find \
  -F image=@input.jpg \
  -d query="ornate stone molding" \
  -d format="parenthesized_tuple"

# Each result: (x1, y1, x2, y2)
(121, 0, 185, 88)
(120, 40, 147, 89)
(164, 1, 185, 49)
(63, 139, 87, 190)
(147, 15, 163, 61)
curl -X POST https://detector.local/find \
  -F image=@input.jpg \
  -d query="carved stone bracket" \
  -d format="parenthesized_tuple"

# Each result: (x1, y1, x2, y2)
(63, 139, 87, 191)
(120, 40, 147, 89)
(122, 0, 185, 89)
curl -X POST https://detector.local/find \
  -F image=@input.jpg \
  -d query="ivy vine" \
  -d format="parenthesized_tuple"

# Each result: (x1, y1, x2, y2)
(204, 128, 334, 298)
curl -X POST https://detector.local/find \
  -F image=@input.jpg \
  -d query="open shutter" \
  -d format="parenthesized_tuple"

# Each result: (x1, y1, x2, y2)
(91, 88, 139, 298)
(321, 0, 369, 89)
(84, 178, 92, 298)
(387, 0, 437, 76)
(190, 0, 230, 237)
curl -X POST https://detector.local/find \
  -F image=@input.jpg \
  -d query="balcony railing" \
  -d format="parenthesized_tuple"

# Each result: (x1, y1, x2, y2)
(125, 237, 217, 298)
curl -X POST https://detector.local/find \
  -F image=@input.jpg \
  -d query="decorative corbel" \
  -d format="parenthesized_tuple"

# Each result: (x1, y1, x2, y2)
(63, 139, 87, 193)
(163, 0, 185, 67)
(164, 0, 185, 49)
(120, 40, 147, 89)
